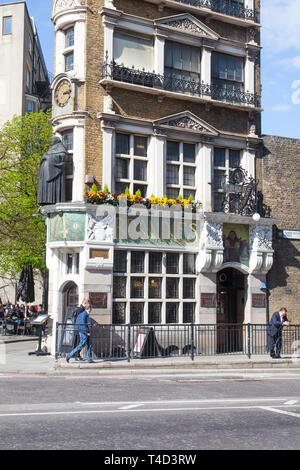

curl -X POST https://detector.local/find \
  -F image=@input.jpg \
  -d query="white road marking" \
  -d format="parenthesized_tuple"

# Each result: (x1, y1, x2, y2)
(260, 407, 300, 419)
(284, 400, 298, 405)
(1, 402, 300, 418)
(79, 397, 296, 406)
(119, 404, 143, 410)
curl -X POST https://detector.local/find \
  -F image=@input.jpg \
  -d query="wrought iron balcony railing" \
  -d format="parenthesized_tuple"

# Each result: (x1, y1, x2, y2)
(101, 60, 261, 108)
(170, 0, 259, 23)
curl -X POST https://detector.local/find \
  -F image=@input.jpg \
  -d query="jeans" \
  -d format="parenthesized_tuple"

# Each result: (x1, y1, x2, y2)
(67, 332, 93, 362)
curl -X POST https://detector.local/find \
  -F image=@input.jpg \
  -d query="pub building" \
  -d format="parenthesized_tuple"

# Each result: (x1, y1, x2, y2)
(46, 0, 275, 354)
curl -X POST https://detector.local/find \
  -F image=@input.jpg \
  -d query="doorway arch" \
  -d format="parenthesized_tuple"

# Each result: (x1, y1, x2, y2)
(62, 281, 78, 322)
(216, 267, 246, 352)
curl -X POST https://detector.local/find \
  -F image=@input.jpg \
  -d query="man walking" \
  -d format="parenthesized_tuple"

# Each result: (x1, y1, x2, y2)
(267, 307, 290, 359)
(66, 303, 94, 363)
(72, 298, 89, 361)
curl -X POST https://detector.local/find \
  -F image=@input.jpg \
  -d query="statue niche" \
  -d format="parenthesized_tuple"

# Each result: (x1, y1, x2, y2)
(37, 136, 67, 205)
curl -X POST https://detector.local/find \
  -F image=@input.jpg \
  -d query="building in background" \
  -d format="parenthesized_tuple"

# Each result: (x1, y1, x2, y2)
(47, 0, 280, 353)
(0, 1, 51, 304)
(260, 136, 300, 325)
(0, 1, 51, 127)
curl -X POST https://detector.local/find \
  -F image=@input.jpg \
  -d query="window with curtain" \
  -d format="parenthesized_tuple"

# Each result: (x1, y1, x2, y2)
(165, 41, 201, 82)
(113, 32, 153, 72)
(212, 52, 243, 83)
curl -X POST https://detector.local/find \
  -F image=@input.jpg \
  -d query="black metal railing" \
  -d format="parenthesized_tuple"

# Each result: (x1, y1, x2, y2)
(55, 323, 300, 362)
(101, 60, 260, 107)
(169, 0, 259, 23)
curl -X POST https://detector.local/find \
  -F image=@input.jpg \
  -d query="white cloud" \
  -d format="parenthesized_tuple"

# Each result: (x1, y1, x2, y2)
(278, 56, 300, 69)
(271, 104, 292, 112)
(262, 0, 300, 54)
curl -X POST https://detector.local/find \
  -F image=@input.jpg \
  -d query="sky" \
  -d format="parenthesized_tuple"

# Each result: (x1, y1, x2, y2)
(2, 0, 299, 139)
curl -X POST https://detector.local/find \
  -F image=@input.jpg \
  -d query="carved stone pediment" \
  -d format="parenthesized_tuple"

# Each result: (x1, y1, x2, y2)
(155, 14, 219, 40)
(153, 112, 219, 137)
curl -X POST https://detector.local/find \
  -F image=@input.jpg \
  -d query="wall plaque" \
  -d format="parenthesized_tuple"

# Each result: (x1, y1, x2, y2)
(201, 293, 216, 308)
(252, 294, 266, 308)
(89, 292, 108, 309)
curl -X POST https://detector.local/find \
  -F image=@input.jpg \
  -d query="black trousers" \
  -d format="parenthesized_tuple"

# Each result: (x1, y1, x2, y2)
(268, 332, 282, 357)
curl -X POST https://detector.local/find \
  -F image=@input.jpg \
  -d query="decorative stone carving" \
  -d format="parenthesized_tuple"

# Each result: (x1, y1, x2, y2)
(166, 19, 208, 35)
(166, 117, 206, 133)
(249, 225, 274, 274)
(155, 113, 219, 137)
(247, 27, 257, 44)
(250, 226, 273, 251)
(199, 222, 224, 272)
(103, 95, 115, 114)
(53, 0, 82, 16)
(155, 14, 219, 41)
(87, 214, 114, 242)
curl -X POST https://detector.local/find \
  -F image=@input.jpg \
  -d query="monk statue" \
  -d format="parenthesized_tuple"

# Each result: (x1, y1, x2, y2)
(37, 136, 66, 205)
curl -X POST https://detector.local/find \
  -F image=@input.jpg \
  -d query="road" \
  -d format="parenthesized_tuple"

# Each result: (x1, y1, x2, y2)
(0, 369, 300, 451)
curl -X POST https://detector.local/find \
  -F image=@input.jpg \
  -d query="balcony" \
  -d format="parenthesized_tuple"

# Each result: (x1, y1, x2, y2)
(101, 60, 261, 109)
(144, 0, 260, 26)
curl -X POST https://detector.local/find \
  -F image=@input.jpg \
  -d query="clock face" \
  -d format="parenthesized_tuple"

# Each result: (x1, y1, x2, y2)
(54, 79, 72, 107)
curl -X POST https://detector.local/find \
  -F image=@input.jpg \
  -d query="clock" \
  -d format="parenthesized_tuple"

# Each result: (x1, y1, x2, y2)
(54, 79, 72, 107)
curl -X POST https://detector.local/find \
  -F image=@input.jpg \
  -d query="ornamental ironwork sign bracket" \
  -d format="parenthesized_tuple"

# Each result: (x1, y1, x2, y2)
(221, 167, 258, 216)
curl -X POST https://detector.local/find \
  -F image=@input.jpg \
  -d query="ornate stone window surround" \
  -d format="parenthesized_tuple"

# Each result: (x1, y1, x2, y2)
(99, 111, 254, 209)
(100, 9, 256, 97)
(52, 1, 87, 80)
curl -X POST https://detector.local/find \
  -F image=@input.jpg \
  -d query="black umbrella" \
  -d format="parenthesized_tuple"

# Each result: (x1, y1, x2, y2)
(16, 263, 35, 309)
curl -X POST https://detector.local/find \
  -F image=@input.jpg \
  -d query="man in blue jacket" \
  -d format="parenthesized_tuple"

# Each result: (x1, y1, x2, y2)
(66, 304, 94, 363)
(267, 308, 290, 359)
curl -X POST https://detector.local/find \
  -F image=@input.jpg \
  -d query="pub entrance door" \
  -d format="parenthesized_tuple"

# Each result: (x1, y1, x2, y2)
(216, 268, 246, 353)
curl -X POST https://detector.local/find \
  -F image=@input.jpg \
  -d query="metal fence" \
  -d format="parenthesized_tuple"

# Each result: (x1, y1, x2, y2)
(55, 323, 300, 362)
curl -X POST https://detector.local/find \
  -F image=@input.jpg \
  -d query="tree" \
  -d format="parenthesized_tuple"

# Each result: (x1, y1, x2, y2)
(0, 111, 52, 278)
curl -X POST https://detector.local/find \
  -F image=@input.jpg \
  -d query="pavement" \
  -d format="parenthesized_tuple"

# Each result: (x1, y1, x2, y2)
(1, 334, 300, 376)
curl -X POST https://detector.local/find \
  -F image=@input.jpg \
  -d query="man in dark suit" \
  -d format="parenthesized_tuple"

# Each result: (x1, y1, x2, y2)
(267, 308, 290, 358)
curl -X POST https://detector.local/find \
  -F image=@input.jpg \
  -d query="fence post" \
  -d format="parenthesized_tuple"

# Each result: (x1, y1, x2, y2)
(127, 324, 131, 363)
(55, 322, 59, 362)
(247, 323, 251, 359)
(191, 323, 195, 361)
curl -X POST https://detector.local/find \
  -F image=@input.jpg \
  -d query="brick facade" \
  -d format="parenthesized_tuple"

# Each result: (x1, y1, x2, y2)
(261, 136, 300, 324)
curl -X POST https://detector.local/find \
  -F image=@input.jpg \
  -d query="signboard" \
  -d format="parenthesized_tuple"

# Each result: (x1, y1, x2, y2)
(89, 292, 108, 309)
(115, 214, 200, 248)
(133, 328, 162, 358)
(31, 314, 49, 325)
(201, 293, 216, 308)
(252, 294, 266, 308)
(49, 212, 86, 242)
(277, 230, 300, 240)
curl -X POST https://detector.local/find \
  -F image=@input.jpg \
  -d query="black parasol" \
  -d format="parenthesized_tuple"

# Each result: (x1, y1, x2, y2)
(16, 263, 35, 305)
